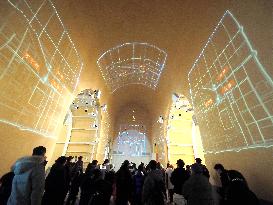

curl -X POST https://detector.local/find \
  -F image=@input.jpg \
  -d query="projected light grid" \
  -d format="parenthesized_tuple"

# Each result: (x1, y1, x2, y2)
(113, 124, 147, 157)
(188, 11, 273, 154)
(0, 0, 83, 138)
(97, 42, 167, 93)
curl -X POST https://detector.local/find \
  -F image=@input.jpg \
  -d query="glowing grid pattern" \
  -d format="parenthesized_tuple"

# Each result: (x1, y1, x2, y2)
(0, 0, 83, 138)
(188, 11, 273, 154)
(113, 124, 147, 156)
(97, 42, 167, 93)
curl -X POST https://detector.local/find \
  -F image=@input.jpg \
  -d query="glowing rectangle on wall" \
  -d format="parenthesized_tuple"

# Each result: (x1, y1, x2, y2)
(0, 0, 83, 138)
(188, 11, 273, 154)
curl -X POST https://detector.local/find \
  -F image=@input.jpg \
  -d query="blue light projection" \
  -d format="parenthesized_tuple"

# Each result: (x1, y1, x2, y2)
(0, 0, 83, 138)
(113, 124, 148, 157)
(188, 11, 273, 154)
(97, 42, 167, 93)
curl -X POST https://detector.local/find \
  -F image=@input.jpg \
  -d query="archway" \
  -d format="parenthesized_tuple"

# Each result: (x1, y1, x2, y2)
(110, 104, 152, 169)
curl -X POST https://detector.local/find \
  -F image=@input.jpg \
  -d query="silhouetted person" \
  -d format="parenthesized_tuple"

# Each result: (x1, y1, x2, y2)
(104, 170, 116, 204)
(132, 165, 145, 205)
(195, 158, 210, 178)
(85, 160, 98, 177)
(42, 156, 67, 205)
(71, 156, 83, 177)
(183, 163, 213, 205)
(165, 163, 174, 203)
(224, 170, 259, 205)
(140, 162, 147, 177)
(7, 146, 46, 205)
(142, 160, 166, 205)
(64, 156, 74, 197)
(186, 165, 191, 176)
(79, 161, 100, 205)
(170, 159, 190, 195)
(214, 163, 229, 199)
(129, 163, 137, 176)
(79, 168, 96, 205)
(101, 159, 110, 179)
(156, 162, 165, 181)
(115, 160, 133, 205)
(104, 170, 115, 186)
(0, 168, 14, 205)
(87, 169, 112, 205)
(66, 171, 82, 205)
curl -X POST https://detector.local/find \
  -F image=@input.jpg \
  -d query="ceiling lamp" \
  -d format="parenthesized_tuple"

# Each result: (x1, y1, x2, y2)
(97, 42, 167, 93)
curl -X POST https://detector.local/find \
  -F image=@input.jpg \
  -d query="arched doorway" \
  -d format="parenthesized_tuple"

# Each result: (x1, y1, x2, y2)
(112, 124, 151, 169)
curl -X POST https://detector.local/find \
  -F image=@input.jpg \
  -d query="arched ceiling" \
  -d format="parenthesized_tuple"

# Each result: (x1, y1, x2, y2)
(54, 0, 272, 121)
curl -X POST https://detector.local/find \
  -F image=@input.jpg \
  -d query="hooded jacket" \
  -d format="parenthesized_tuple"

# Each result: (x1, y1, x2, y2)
(7, 156, 45, 205)
(182, 173, 213, 205)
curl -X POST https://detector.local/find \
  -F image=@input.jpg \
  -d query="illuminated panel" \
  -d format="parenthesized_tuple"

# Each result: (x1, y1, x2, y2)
(167, 95, 195, 166)
(97, 42, 167, 93)
(0, 0, 83, 138)
(188, 11, 273, 154)
(113, 124, 148, 157)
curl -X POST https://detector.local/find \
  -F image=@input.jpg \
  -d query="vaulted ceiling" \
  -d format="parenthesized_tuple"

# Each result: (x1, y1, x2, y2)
(54, 0, 272, 122)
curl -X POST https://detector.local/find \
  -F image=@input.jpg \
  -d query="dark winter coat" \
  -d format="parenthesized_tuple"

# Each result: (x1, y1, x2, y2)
(142, 169, 165, 205)
(88, 179, 112, 205)
(182, 173, 213, 205)
(42, 163, 67, 205)
(225, 178, 259, 205)
(170, 167, 190, 194)
(79, 174, 96, 205)
(133, 171, 145, 205)
(115, 167, 133, 205)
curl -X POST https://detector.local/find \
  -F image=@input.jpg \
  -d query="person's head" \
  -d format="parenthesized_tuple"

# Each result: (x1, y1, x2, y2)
(32, 146, 46, 157)
(78, 156, 83, 161)
(67, 156, 73, 162)
(138, 164, 143, 172)
(186, 165, 190, 170)
(176, 159, 185, 168)
(122, 160, 130, 168)
(92, 160, 98, 165)
(148, 160, 157, 170)
(195, 158, 202, 164)
(191, 163, 203, 175)
(103, 159, 109, 165)
(55, 156, 67, 165)
(214, 163, 225, 175)
(167, 163, 172, 168)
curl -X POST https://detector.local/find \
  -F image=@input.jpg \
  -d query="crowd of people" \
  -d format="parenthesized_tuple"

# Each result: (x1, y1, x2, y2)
(0, 146, 260, 205)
